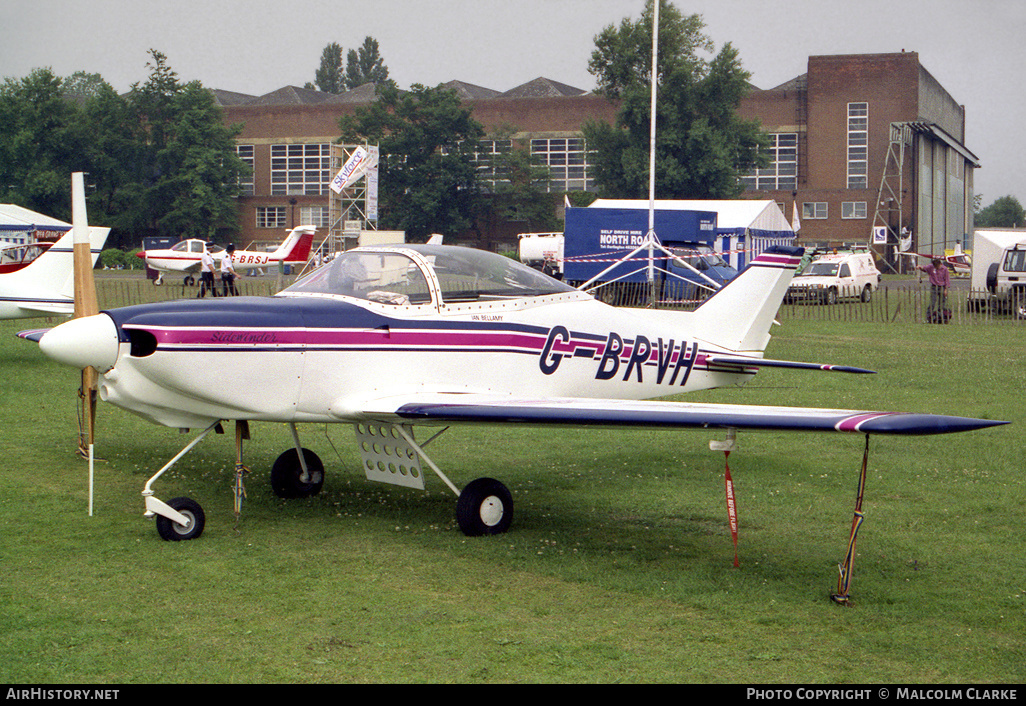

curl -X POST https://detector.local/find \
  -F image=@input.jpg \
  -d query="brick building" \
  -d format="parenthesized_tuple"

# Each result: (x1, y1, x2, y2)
(739, 51, 977, 267)
(220, 52, 977, 262)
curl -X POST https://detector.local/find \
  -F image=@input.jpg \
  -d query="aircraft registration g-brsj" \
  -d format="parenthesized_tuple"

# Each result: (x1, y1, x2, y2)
(27, 240, 1007, 545)
(136, 225, 315, 285)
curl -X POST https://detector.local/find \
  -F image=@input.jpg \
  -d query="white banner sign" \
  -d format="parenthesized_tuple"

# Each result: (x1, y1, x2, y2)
(330, 146, 374, 194)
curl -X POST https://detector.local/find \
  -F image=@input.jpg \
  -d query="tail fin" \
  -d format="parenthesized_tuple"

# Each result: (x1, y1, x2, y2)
(269, 225, 316, 263)
(689, 245, 803, 352)
(10, 226, 110, 301)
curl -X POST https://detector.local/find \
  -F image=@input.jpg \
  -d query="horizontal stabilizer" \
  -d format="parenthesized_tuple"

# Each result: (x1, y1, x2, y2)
(704, 355, 875, 375)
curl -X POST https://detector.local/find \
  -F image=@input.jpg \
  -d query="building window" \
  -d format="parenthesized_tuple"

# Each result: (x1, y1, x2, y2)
(531, 137, 591, 192)
(300, 205, 330, 228)
(802, 202, 828, 219)
(847, 103, 868, 189)
(741, 133, 798, 191)
(271, 143, 331, 196)
(472, 139, 513, 193)
(236, 145, 254, 196)
(842, 201, 867, 219)
(257, 207, 287, 228)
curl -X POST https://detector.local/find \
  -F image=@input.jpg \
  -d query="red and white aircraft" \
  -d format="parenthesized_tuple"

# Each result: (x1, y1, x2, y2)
(896, 243, 971, 276)
(137, 225, 315, 285)
(0, 225, 109, 320)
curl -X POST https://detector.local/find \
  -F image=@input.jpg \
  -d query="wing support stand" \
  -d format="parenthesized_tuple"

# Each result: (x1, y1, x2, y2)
(831, 433, 871, 606)
(711, 429, 740, 567)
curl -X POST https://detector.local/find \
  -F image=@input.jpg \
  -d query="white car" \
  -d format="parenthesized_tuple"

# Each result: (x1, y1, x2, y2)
(787, 251, 882, 304)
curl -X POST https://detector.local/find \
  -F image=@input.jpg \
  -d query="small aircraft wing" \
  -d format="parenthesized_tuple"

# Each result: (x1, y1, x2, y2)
(354, 393, 1006, 436)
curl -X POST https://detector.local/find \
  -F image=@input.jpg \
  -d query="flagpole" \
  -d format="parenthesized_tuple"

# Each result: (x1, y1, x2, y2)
(647, 0, 660, 301)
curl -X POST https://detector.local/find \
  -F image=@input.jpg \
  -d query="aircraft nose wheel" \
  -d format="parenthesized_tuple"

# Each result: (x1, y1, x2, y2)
(155, 497, 206, 541)
(456, 478, 513, 536)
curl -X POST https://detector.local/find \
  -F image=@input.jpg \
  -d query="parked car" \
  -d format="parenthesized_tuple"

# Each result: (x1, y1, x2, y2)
(787, 250, 882, 304)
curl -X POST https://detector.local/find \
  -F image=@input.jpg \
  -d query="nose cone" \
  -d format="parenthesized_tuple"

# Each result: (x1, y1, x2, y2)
(39, 313, 120, 372)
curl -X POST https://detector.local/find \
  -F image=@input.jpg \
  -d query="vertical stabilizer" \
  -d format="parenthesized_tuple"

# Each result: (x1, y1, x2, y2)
(689, 245, 804, 352)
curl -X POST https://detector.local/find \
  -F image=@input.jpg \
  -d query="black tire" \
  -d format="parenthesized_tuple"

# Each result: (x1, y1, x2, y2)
(271, 448, 325, 499)
(155, 497, 205, 541)
(860, 285, 872, 303)
(456, 478, 513, 536)
(986, 262, 1000, 294)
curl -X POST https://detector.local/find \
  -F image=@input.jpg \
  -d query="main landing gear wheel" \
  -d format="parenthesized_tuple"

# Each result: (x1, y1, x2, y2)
(270, 448, 325, 499)
(155, 497, 206, 541)
(456, 477, 513, 536)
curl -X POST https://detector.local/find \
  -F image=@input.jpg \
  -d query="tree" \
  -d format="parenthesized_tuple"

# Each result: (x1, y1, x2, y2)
(149, 82, 248, 240)
(345, 37, 391, 89)
(308, 42, 345, 94)
(307, 38, 391, 93)
(976, 195, 1026, 228)
(583, 0, 767, 200)
(0, 68, 91, 218)
(339, 83, 484, 239)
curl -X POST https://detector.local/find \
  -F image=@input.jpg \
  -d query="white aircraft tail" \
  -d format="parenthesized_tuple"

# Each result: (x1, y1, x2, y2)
(688, 245, 804, 353)
(268, 225, 316, 263)
(7, 226, 110, 302)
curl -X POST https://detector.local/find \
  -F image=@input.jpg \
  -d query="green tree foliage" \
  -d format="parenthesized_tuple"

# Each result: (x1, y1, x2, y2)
(976, 195, 1026, 228)
(309, 42, 346, 94)
(307, 38, 391, 93)
(583, 0, 767, 200)
(345, 37, 391, 89)
(339, 83, 484, 239)
(0, 68, 91, 218)
(0, 50, 247, 248)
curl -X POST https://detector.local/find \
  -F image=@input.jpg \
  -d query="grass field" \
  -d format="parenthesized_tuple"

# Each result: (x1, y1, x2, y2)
(1, 299, 1023, 684)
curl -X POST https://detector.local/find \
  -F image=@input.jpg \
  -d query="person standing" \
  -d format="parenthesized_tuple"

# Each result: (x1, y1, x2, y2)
(918, 257, 950, 322)
(221, 243, 239, 296)
(198, 242, 217, 297)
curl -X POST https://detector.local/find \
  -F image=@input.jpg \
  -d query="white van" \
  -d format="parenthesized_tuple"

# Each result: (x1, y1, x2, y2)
(787, 250, 882, 304)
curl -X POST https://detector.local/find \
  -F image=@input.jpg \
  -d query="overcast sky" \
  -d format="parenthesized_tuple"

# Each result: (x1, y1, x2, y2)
(4, 0, 1025, 205)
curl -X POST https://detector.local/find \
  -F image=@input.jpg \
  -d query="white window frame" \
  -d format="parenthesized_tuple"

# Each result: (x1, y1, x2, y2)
(236, 145, 254, 197)
(802, 202, 828, 219)
(847, 103, 868, 189)
(256, 206, 287, 229)
(299, 205, 330, 228)
(271, 143, 331, 196)
(531, 137, 590, 192)
(741, 132, 798, 191)
(842, 201, 868, 219)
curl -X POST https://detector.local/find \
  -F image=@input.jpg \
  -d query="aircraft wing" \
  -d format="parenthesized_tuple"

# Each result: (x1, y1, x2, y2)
(356, 393, 1006, 436)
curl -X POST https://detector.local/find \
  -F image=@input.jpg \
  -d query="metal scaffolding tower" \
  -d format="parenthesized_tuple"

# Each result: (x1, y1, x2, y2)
(871, 122, 915, 274)
(327, 143, 377, 254)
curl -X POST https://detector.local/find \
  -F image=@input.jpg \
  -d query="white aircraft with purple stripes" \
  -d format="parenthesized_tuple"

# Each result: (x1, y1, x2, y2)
(24, 240, 1006, 547)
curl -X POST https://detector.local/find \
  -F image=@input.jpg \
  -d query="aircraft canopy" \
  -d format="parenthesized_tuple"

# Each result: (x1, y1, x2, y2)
(283, 244, 577, 305)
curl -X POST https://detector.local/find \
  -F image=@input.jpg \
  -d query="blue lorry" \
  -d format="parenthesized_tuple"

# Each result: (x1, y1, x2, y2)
(560, 206, 737, 303)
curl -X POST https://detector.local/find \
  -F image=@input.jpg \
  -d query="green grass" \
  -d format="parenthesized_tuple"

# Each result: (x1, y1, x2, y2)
(1, 304, 1024, 683)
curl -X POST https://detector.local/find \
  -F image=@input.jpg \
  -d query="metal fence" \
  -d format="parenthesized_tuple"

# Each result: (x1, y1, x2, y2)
(580, 279, 1026, 325)
(94, 275, 1025, 326)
